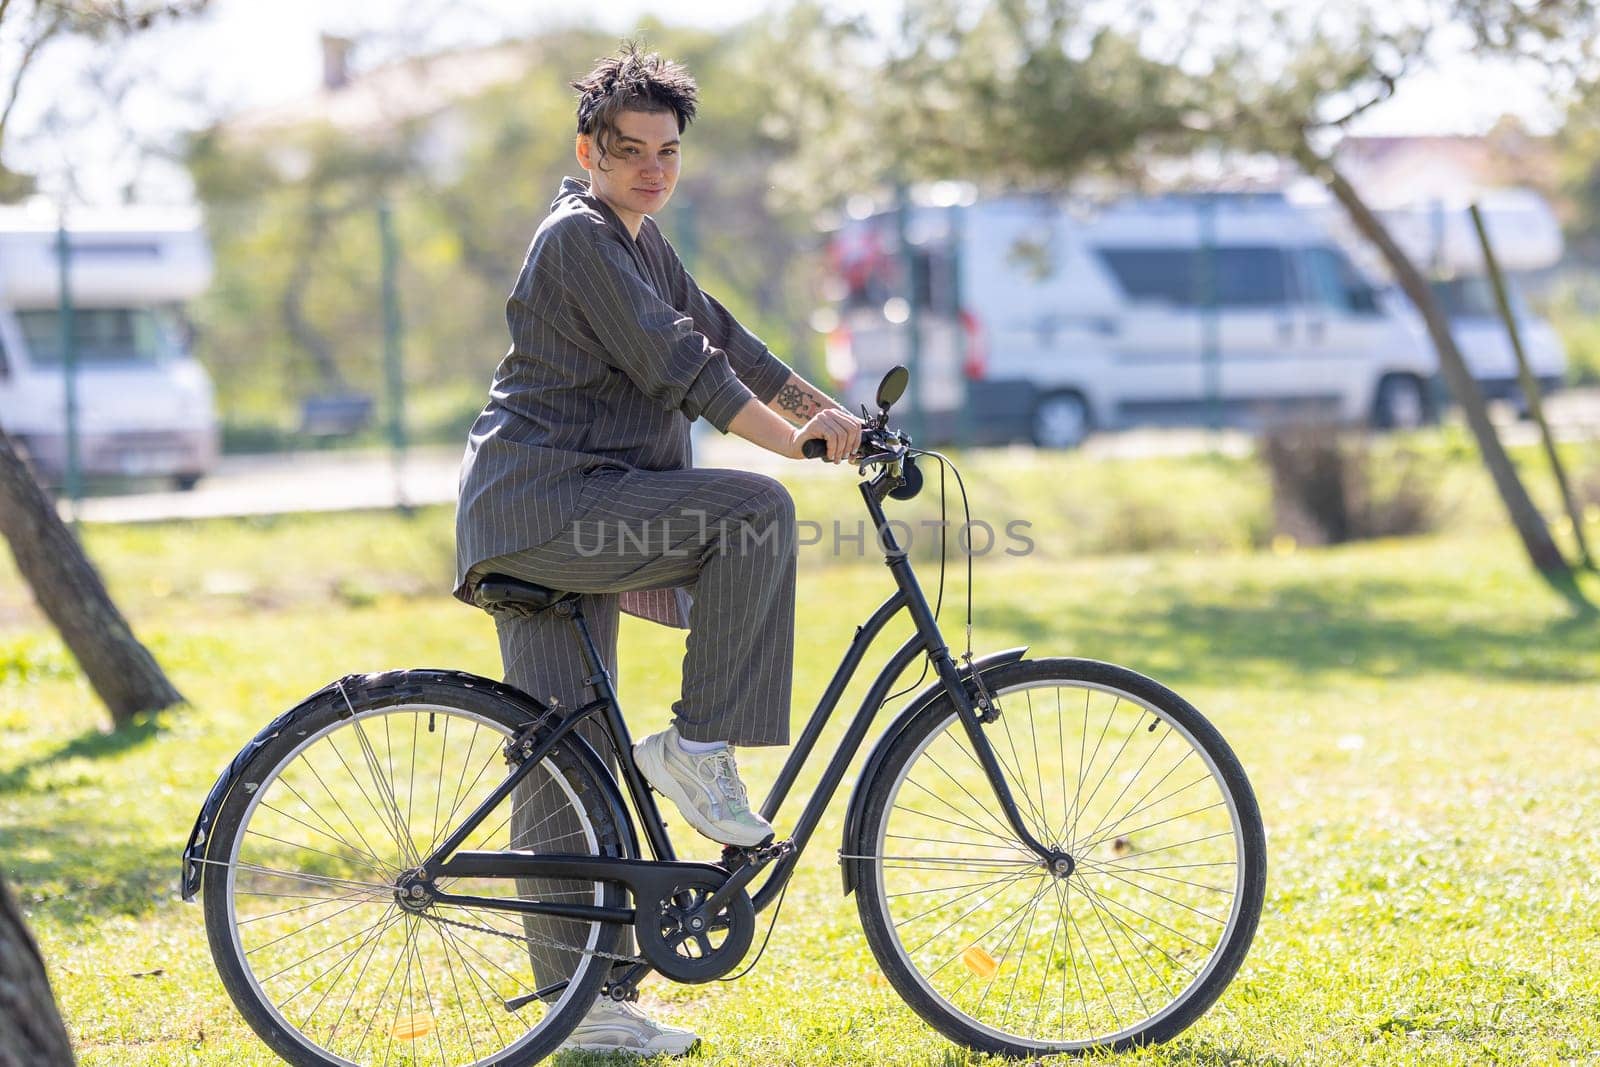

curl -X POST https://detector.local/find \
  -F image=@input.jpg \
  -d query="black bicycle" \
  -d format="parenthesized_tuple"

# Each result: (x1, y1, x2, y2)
(181, 367, 1265, 1066)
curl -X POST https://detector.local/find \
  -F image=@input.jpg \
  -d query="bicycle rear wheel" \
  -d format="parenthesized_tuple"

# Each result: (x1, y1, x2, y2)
(851, 658, 1265, 1056)
(200, 676, 627, 1067)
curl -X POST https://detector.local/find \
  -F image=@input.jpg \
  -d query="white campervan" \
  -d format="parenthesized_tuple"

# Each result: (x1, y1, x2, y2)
(0, 203, 218, 488)
(824, 191, 1565, 447)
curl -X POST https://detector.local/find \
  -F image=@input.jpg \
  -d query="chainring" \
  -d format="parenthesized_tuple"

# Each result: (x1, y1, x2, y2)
(633, 873, 755, 983)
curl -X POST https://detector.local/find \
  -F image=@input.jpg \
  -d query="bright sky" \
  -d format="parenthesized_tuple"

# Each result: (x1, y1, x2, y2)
(0, 0, 1569, 206)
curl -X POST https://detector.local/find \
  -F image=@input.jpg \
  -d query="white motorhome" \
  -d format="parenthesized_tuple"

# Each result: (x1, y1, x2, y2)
(0, 203, 219, 488)
(824, 191, 1566, 447)
(1351, 187, 1568, 410)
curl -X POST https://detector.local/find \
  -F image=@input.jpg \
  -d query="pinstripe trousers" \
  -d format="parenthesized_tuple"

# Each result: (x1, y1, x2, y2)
(469, 465, 797, 989)
(473, 465, 797, 748)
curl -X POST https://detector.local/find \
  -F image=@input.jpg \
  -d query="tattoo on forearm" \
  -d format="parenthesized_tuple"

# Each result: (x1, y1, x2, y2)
(774, 380, 836, 424)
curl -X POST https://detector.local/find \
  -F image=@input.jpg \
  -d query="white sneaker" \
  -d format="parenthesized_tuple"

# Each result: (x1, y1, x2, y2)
(634, 727, 774, 848)
(559, 998, 699, 1056)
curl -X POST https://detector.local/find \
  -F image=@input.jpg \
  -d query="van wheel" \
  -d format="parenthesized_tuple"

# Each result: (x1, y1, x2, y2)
(1372, 374, 1433, 430)
(1031, 391, 1091, 449)
(172, 473, 202, 492)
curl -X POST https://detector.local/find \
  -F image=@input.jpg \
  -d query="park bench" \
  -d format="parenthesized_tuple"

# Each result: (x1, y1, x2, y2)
(298, 393, 374, 439)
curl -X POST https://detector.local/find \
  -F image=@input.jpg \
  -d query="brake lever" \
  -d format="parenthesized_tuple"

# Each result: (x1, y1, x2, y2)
(854, 449, 900, 473)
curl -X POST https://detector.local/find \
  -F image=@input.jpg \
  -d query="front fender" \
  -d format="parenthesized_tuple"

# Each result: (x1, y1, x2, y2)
(179, 669, 586, 901)
(839, 647, 1028, 895)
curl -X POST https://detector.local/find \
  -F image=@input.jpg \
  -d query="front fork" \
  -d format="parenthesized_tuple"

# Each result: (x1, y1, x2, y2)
(929, 648, 1075, 875)
(863, 468, 1073, 877)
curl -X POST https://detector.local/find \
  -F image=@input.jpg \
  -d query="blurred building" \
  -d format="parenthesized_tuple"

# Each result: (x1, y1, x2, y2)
(1335, 120, 1558, 209)
(223, 35, 535, 181)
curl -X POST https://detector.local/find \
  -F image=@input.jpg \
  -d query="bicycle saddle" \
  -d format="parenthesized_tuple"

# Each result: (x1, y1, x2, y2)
(471, 573, 582, 616)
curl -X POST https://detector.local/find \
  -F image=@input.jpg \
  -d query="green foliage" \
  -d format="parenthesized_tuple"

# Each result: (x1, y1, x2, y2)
(752, 0, 1195, 208)
(1547, 275, 1600, 385)
(185, 22, 829, 444)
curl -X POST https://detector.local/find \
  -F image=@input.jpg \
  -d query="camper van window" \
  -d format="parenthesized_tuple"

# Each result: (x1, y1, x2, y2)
(1096, 248, 1195, 306)
(1303, 247, 1379, 314)
(1213, 248, 1289, 307)
(15, 307, 182, 367)
(1097, 247, 1290, 308)
(835, 249, 956, 315)
(1430, 276, 1524, 320)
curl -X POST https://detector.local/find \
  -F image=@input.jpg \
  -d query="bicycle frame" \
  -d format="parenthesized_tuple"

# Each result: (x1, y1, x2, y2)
(412, 464, 1066, 935)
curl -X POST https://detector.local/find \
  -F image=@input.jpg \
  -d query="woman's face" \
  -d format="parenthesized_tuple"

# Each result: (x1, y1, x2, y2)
(577, 108, 681, 232)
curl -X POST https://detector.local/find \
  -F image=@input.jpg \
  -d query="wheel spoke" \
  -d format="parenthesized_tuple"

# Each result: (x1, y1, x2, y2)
(1077, 856, 1235, 896)
(267, 780, 399, 878)
(1071, 722, 1171, 847)
(1075, 876, 1198, 987)
(1077, 767, 1214, 853)
(1075, 801, 1229, 857)
(916, 751, 1026, 843)
(893, 867, 1038, 930)
(902, 770, 1016, 842)
(228, 859, 393, 896)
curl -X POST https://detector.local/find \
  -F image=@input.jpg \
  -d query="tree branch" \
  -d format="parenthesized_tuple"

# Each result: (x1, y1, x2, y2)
(1316, 71, 1398, 130)
(0, 8, 69, 148)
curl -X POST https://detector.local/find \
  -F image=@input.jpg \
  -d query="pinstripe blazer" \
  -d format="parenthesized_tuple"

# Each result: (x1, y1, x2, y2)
(454, 176, 792, 626)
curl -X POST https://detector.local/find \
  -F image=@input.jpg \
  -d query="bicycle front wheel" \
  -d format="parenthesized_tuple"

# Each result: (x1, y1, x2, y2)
(851, 658, 1265, 1056)
(200, 675, 627, 1067)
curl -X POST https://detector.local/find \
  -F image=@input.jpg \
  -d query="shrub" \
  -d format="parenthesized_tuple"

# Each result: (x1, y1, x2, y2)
(1259, 424, 1441, 545)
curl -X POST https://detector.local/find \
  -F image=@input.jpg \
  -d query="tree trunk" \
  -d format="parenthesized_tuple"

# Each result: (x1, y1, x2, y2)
(281, 201, 344, 392)
(0, 870, 76, 1066)
(0, 430, 185, 725)
(1295, 141, 1589, 609)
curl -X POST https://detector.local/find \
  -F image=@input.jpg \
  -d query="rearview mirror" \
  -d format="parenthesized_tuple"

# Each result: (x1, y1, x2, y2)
(877, 366, 909, 411)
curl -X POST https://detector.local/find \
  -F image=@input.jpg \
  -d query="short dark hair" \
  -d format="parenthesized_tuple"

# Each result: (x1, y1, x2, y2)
(571, 44, 698, 166)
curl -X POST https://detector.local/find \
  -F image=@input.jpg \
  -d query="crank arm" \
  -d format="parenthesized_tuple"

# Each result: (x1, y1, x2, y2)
(693, 838, 794, 925)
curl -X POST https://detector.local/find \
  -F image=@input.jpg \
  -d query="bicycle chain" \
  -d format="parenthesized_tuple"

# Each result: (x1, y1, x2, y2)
(421, 905, 645, 965)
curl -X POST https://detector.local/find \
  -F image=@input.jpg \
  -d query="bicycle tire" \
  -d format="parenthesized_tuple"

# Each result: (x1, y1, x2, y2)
(850, 658, 1265, 1056)
(200, 673, 628, 1067)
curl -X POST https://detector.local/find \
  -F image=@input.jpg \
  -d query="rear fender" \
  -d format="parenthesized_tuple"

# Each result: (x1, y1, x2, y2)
(839, 647, 1028, 895)
(179, 669, 631, 900)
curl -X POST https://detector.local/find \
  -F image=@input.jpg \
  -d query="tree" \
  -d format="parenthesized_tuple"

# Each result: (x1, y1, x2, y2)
(0, 871, 74, 1067)
(1556, 79, 1600, 260)
(0, 0, 205, 727)
(760, 0, 1598, 609)
(0, 432, 184, 721)
(1196, 0, 1599, 608)
(0, 4, 207, 1061)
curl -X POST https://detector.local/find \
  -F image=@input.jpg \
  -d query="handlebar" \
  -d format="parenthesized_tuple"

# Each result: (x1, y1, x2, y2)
(800, 422, 904, 463)
(800, 415, 922, 499)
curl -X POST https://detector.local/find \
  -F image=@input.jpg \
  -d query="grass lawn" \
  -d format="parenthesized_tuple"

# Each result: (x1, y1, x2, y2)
(2, 464, 1599, 1065)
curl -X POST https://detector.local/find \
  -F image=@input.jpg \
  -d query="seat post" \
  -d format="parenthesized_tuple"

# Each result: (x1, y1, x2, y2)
(557, 599, 615, 705)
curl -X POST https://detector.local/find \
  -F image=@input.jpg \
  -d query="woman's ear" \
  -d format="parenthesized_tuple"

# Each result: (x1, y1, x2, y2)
(575, 134, 592, 172)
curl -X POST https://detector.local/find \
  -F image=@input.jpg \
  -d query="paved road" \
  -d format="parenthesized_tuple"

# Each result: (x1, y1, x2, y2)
(59, 388, 1600, 525)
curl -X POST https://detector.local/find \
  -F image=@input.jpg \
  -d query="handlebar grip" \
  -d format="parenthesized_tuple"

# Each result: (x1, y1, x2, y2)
(801, 438, 829, 460)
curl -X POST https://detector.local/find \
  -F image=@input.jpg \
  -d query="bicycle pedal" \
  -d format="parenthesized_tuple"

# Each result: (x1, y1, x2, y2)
(762, 837, 797, 860)
(721, 838, 794, 869)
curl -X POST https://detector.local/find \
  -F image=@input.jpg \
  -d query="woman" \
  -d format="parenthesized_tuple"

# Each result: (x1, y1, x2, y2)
(453, 45, 861, 1055)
